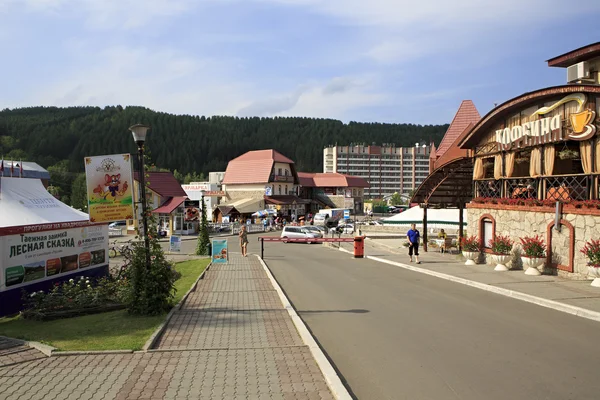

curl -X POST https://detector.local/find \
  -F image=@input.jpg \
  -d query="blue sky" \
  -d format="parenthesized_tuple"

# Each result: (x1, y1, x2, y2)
(1, 0, 600, 125)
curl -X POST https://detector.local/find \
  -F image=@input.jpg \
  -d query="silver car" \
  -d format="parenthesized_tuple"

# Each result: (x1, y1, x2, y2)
(280, 226, 320, 243)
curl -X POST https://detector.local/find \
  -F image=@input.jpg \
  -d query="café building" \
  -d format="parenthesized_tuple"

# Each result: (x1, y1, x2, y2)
(458, 42, 600, 278)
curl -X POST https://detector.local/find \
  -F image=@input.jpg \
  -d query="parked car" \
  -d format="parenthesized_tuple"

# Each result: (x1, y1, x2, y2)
(335, 223, 355, 234)
(108, 221, 127, 229)
(303, 226, 324, 237)
(280, 226, 320, 243)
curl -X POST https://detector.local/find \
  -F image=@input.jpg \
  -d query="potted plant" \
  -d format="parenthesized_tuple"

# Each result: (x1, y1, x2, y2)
(489, 235, 514, 271)
(580, 239, 600, 287)
(460, 236, 481, 265)
(557, 149, 579, 160)
(520, 235, 546, 275)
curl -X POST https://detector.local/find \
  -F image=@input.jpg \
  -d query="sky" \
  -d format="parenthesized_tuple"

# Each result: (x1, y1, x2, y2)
(1, 0, 600, 125)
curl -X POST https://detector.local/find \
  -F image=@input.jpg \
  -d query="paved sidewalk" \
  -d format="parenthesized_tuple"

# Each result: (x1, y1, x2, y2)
(0, 254, 335, 400)
(332, 237, 600, 315)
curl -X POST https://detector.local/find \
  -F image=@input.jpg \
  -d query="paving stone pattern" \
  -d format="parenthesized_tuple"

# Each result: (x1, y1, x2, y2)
(0, 254, 335, 400)
(0, 337, 47, 368)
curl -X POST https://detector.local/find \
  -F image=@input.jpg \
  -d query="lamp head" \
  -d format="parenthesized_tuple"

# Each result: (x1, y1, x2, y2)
(129, 124, 150, 145)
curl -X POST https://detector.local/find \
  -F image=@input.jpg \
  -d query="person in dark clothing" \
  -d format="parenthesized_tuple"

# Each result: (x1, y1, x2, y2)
(406, 223, 421, 264)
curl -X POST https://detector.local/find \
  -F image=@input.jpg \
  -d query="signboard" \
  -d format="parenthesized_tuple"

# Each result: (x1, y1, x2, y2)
(211, 239, 228, 263)
(169, 236, 181, 252)
(265, 186, 273, 196)
(2, 225, 109, 291)
(345, 189, 352, 198)
(182, 184, 210, 191)
(496, 93, 597, 151)
(203, 191, 226, 196)
(184, 200, 200, 221)
(84, 154, 134, 223)
(344, 209, 350, 219)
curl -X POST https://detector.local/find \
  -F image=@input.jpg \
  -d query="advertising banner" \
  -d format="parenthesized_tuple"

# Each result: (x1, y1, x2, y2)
(169, 236, 181, 252)
(184, 200, 200, 222)
(1, 225, 109, 291)
(85, 154, 134, 223)
(211, 239, 228, 263)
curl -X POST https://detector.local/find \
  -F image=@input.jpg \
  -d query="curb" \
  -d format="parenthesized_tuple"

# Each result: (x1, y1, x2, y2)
(53, 350, 134, 356)
(366, 256, 600, 324)
(256, 255, 353, 400)
(142, 262, 212, 351)
(25, 341, 56, 356)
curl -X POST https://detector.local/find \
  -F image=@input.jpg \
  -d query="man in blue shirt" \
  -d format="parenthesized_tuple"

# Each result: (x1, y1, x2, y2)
(406, 223, 421, 264)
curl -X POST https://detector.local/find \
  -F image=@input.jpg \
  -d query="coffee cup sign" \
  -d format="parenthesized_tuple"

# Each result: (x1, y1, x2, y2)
(496, 93, 597, 151)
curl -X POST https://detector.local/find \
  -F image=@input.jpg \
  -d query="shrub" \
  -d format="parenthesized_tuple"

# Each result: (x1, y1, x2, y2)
(489, 235, 513, 255)
(580, 239, 600, 268)
(519, 235, 546, 258)
(22, 276, 127, 319)
(460, 236, 481, 252)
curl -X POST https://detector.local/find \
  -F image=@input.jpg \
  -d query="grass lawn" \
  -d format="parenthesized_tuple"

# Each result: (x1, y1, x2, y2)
(0, 258, 210, 351)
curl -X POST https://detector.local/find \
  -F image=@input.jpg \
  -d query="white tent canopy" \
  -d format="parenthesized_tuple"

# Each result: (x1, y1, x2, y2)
(383, 206, 466, 230)
(0, 177, 88, 230)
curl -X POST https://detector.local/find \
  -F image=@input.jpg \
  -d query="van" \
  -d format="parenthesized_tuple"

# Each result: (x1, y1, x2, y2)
(280, 226, 320, 243)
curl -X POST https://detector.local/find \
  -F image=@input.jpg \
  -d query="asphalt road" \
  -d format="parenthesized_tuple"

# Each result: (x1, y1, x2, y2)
(262, 241, 600, 400)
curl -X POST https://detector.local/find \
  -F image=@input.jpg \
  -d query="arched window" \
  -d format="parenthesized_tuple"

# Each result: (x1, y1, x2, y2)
(278, 185, 281, 195)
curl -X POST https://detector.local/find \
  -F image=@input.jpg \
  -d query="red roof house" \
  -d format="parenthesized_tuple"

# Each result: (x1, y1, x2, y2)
(297, 172, 369, 188)
(222, 149, 297, 185)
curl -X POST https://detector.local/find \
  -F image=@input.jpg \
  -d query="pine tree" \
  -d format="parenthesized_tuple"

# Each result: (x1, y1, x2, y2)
(196, 197, 211, 256)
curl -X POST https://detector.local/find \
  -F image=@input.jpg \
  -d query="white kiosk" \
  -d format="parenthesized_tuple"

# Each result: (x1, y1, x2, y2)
(0, 177, 109, 316)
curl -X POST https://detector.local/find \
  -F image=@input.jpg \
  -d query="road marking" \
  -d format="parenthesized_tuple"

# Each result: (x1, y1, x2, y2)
(365, 255, 600, 324)
(256, 255, 353, 400)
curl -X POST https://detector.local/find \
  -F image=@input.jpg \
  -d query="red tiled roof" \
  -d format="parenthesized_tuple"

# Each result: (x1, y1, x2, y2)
(298, 172, 369, 188)
(152, 196, 187, 214)
(134, 171, 187, 197)
(223, 149, 294, 184)
(435, 100, 481, 159)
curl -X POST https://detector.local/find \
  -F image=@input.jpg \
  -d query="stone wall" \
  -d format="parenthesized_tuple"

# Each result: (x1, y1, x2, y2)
(466, 205, 599, 279)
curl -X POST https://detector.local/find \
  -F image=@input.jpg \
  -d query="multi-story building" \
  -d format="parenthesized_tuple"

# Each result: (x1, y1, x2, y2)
(323, 144, 432, 199)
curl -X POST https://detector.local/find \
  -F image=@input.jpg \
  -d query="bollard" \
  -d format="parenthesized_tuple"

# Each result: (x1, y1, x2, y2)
(353, 236, 364, 258)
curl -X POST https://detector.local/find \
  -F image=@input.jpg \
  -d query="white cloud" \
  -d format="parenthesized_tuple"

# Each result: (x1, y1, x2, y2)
(20, 45, 251, 116)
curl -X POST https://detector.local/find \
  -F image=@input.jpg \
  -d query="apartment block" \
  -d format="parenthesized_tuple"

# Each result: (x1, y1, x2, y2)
(323, 144, 431, 199)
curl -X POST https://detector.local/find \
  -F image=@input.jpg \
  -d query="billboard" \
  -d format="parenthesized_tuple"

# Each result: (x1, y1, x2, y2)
(1, 225, 109, 291)
(85, 154, 134, 223)
(184, 200, 200, 222)
(211, 239, 228, 263)
(169, 236, 181, 252)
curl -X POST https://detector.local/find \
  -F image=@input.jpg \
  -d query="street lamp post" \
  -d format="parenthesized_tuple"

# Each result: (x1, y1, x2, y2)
(129, 124, 151, 271)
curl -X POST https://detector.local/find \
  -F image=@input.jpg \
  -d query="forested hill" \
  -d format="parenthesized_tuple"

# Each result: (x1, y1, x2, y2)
(0, 105, 448, 174)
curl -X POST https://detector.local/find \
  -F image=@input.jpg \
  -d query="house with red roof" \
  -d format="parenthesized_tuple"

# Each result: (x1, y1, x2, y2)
(220, 150, 310, 220)
(297, 172, 370, 214)
(127, 171, 189, 236)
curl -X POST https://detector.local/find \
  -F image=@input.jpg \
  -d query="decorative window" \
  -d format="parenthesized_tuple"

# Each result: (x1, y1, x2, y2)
(278, 185, 281, 195)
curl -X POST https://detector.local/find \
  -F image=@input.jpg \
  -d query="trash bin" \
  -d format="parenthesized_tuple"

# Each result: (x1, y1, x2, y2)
(354, 236, 364, 258)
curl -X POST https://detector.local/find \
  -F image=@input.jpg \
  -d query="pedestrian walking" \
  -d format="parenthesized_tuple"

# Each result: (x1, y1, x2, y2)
(239, 225, 249, 257)
(406, 223, 421, 264)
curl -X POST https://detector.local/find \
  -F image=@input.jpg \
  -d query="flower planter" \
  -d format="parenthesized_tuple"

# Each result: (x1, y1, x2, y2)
(462, 251, 479, 265)
(521, 256, 545, 276)
(588, 266, 600, 287)
(492, 254, 511, 271)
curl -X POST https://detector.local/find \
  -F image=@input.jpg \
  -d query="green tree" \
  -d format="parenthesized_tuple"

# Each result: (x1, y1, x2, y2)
(390, 192, 403, 205)
(70, 173, 88, 211)
(126, 145, 177, 315)
(196, 198, 210, 256)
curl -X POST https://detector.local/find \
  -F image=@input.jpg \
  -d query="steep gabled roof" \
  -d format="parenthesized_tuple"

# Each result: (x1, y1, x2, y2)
(222, 149, 295, 185)
(436, 100, 480, 159)
(298, 172, 370, 188)
(134, 171, 187, 197)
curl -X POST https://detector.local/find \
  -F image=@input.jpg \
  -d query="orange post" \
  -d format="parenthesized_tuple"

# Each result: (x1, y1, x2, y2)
(354, 236, 364, 258)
